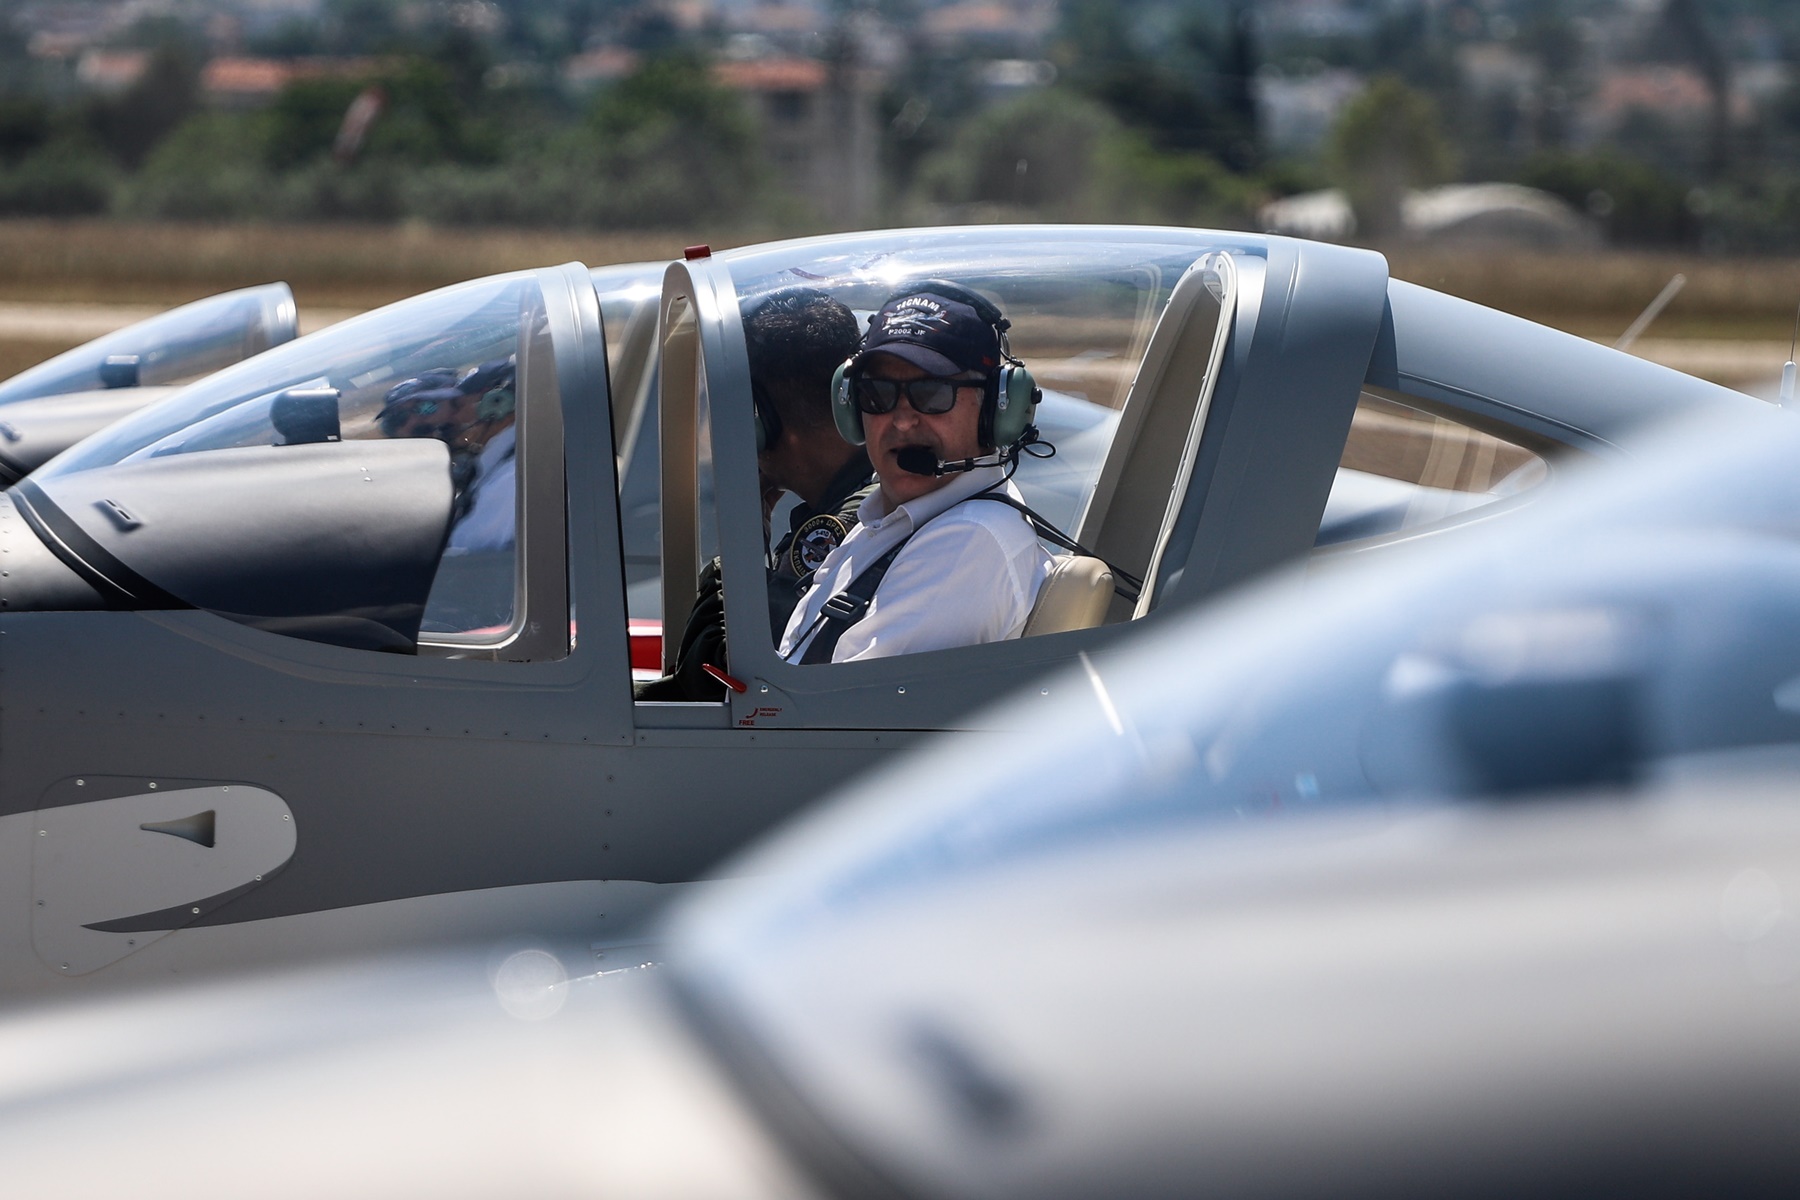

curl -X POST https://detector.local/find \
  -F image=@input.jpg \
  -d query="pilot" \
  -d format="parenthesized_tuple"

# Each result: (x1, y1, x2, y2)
(637, 287, 870, 700)
(378, 356, 517, 552)
(777, 283, 1051, 663)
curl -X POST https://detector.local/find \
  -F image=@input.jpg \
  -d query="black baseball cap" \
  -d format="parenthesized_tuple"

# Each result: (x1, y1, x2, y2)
(850, 288, 1002, 378)
(378, 368, 460, 417)
(378, 356, 514, 419)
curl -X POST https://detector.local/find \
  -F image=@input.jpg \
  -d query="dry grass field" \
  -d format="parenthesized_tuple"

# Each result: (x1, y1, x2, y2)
(1, 218, 1796, 384)
(0, 337, 77, 383)
(0, 219, 696, 310)
(1386, 248, 1800, 342)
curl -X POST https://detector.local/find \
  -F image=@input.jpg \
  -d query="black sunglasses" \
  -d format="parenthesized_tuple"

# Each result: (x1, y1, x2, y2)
(852, 375, 982, 416)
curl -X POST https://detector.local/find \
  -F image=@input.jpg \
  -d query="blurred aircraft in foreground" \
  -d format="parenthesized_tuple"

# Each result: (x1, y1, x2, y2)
(7, 406, 1800, 1196)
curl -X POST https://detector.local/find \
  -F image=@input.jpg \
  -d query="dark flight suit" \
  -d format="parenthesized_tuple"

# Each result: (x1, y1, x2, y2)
(635, 451, 874, 702)
(765, 451, 878, 638)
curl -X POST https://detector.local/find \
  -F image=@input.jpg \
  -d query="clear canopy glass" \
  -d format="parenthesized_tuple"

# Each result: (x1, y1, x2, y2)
(719, 227, 1235, 535)
(36, 273, 547, 644)
(0, 284, 297, 406)
(46, 273, 539, 477)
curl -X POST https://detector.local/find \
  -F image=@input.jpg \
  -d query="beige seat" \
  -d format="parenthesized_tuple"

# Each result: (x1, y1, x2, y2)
(1071, 256, 1230, 622)
(1022, 554, 1114, 637)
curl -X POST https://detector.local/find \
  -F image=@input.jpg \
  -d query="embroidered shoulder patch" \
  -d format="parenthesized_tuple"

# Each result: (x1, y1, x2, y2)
(788, 513, 850, 577)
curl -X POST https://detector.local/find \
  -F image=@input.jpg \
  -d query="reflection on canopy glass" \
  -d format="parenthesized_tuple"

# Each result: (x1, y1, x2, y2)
(723, 232, 1206, 535)
(35, 273, 550, 649)
(0, 284, 297, 407)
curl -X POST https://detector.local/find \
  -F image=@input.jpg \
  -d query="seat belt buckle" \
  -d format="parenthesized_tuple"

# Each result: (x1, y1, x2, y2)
(821, 592, 869, 622)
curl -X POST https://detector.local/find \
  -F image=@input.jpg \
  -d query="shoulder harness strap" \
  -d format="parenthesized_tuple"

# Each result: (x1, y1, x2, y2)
(796, 539, 907, 664)
(963, 487, 1143, 599)
(792, 481, 1149, 664)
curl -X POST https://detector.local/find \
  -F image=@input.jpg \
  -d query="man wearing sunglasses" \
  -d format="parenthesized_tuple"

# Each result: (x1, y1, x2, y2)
(776, 285, 1051, 664)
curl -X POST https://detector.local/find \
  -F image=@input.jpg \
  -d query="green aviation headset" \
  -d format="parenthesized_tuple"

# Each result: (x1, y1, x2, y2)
(830, 281, 1040, 453)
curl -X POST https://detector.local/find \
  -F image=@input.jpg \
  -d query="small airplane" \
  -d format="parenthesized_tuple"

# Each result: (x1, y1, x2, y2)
(7, 404, 1800, 1198)
(0, 225, 1763, 1006)
(0, 283, 300, 481)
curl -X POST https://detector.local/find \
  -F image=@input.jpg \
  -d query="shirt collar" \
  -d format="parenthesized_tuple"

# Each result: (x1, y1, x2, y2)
(857, 463, 1008, 532)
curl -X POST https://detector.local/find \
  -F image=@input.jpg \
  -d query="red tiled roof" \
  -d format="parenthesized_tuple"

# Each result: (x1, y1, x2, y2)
(564, 46, 639, 85)
(735, 4, 825, 34)
(925, 4, 1018, 36)
(76, 50, 150, 90)
(713, 57, 828, 92)
(203, 58, 296, 94)
(1592, 66, 1754, 124)
(202, 57, 386, 97)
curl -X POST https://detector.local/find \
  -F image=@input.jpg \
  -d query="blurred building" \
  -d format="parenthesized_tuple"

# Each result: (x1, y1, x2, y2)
(1582, 64, 1752, 143)
(562, 46, 639, 92)
(713, 54, 879, 227)
(1256, 0, 1375, 40)
(1255, 68, 1364, 154)
(75, 49, 150, 94)
(1262, 183, 1600, 250)
(919, 2, 1057, 56)
(201, 57, 384, 108)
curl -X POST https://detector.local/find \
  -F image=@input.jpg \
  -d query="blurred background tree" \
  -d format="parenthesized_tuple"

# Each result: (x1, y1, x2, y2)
(1054, 0, 1260, 173)
(5, 0, 1800, 249)
(1327, 77, 1457, 240)
(584, 52, 762, 226)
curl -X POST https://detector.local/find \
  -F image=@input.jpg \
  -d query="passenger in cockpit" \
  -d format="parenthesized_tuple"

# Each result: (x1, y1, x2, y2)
(377, 357, 517, 552)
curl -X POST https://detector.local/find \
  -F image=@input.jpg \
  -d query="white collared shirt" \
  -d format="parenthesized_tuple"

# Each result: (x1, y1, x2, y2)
(445, 424, 516, 554)
(777, 465, 1052, 663)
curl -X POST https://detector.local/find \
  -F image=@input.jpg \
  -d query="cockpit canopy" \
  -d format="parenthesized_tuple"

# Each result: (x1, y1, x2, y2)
(0, 283, 297, 407)
(27, 268, 582, 656)
(0, 284, 301, 484)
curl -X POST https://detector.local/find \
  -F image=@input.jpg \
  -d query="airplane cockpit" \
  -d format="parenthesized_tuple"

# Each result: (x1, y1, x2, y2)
(21, 267, 574, 658)
(646, 231, 1237, 724)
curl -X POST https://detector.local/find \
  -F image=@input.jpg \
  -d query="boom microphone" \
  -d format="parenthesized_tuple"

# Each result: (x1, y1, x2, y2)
(896, 446, 942, 475)
(896, 446, 1009, 476)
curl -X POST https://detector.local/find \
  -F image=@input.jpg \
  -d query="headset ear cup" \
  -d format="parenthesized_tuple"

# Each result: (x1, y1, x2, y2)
(830, 362, 864, 445)
(991, 366, 1039, 448)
